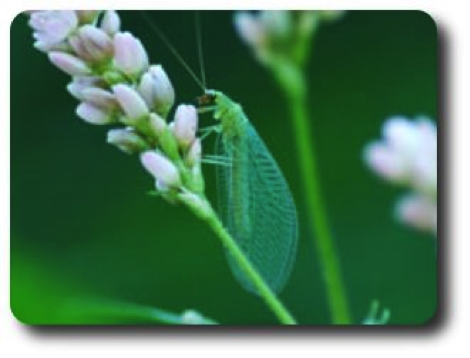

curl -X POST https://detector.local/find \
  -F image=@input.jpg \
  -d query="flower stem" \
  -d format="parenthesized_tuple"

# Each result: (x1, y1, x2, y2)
(273, 63, 351, 324)
(183, 197, 297, 324)
(206, 211, 297, 324)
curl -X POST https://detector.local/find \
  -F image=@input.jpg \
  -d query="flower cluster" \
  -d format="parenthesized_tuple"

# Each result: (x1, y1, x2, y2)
(234, 10, 344, 68)
(28, 10, 205, 205)
(364, 116, 437, 234)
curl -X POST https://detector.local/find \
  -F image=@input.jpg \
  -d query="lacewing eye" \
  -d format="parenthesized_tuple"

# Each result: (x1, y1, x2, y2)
(195, 92, 217, 108)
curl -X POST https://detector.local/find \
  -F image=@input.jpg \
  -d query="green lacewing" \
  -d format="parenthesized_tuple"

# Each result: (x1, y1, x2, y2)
(141, 12, 298, 294)
(198, 90, 298, 294)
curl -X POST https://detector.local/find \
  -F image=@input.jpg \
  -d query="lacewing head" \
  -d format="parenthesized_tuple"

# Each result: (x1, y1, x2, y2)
(195, 90, 217, 109)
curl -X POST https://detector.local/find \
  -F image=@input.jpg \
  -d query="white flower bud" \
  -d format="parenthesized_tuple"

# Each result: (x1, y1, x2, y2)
(76, 102, 114, 125)
(383, 117, 420, 156)
(107, 128, 147, 154)
(101, 10, 121, 36)
(149, 65, 175, 116)
(29, 11, 78, 51)
(112, 84, 149, 121)
(155, 180, 170, 193)
(67, 76, 102, 101)
(69, 25, 113, 63)
(138, 65, 175, 116)
(363, 142, 408, 182)
(364, 116, 437, 235)
(365, 116, 437, 190)
(172, 105, 198, 148)
(234, 12, 266, 49)
(395, 194, 436, 233)
(410, 119, 437, 193)
(113, 32, 149, 77)
(140, 151, 181, 188)
(48, 52, 91, 76)
(81, 87, 117, 111)
(138, 72, 156, 106)
(138, 72, 154, 108)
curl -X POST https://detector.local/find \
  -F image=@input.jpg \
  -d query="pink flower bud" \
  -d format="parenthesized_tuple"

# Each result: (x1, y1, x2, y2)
(76, 102, 114, 125)
(66, 76, 102, 100)
(29, 11, 78, 51)
(365, 115, 437, 235)
(363, 142, 408, 182)
(140, 151, 181, 188)
(155, 180, 170, 193)
(366, 116, 437, 192)
(100, 10, 121, 36)
(112, 84, 149, 121)
(383, 117, 420, 156)
(395, 194, 436, 233)
(81, 87, 117, 111)
(138, 72, 156, 106)
(113, 32, 149, 77)
(172, 105, 198, 148)
(234, 12, 266, 49)
(107, 128, 147, 154)
(410, 119, 437, 193)
(48, 52, 91, 76)
(149, 65, 175, 115)
(69, 25, 113, 63)
(138, 65, 175, 116)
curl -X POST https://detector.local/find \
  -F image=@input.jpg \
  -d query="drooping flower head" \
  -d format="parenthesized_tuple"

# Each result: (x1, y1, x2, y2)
(364, 116, 437, 234)
(234, 10, 344, 67)
(364, 116, 437, 195)
(26, 10, 205, 206)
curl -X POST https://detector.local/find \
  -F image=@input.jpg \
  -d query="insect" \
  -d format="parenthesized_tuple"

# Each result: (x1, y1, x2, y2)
(198, 90, 299, 294)
(144, 11, 299, 294)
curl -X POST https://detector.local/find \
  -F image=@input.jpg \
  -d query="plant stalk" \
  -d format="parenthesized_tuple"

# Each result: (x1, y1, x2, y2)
(206, 207, 296, 324)
(184, 197, 297, 325)
(273, 63, 351, 324)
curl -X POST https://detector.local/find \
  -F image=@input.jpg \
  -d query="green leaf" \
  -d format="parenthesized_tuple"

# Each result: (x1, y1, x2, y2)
(63, 297, 217, 325)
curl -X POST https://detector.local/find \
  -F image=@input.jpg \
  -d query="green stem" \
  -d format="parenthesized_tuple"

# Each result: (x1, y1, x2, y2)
(183, 197, 297, 324)
(205, 207, 296, 324)
(273, 63, 351, 324)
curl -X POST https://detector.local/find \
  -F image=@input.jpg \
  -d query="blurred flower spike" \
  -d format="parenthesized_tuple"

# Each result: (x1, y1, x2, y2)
(234, 10, 344, 68)
(27, 10, 206, 211)
(364, 116, 437, 234)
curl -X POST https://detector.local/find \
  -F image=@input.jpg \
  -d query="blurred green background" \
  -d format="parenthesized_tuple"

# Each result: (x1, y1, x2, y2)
(10, 10, 437, 325)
